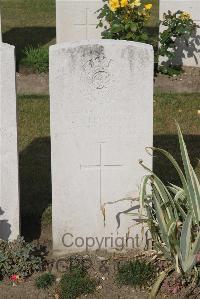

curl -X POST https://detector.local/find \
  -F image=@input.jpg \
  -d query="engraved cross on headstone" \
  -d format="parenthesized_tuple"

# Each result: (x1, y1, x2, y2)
(74, 8, 97, 39)
(80, 143, 123, 206)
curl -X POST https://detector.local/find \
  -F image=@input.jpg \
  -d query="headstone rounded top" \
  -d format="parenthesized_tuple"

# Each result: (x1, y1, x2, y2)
(0, 43, 15, 50)
(50, 39, 153, 52)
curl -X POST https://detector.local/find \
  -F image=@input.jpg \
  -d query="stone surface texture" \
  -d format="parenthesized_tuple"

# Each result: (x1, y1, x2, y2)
(0, 43, 19, 240)
(50, 40, 153, 254)
(56, 0, 102, 43)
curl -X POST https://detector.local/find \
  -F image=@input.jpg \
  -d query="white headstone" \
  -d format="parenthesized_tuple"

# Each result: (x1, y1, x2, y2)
(56, 0, 102, 43)
(160, 0, 200, 67)
(50, 40, 153, 254)
(0, 43, 19, 240)
(0, 13, 2, 42)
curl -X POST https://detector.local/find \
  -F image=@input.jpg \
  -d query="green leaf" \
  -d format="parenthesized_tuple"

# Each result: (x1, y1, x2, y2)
(149, 267, 174, 299)
(130, 23, 137, 33)
(180, 214, 192, 265)
(176, 122, 200, 224)
(125, 32, 134, 39)
(111, 23, 122, 33)
(139, 175, 151, 211)
(125, 24, 130, 30)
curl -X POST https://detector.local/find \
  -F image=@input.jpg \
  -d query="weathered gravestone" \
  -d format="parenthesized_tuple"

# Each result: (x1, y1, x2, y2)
(56, 0, 102, 43)
(0, 41, 20, 240)
(0, 13, 1, 42)
(50, 40, 153, 254)
(160, 0, 200, 67)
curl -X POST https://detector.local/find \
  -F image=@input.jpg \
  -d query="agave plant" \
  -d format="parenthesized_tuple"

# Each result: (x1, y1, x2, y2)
(139, 123, 200, 298)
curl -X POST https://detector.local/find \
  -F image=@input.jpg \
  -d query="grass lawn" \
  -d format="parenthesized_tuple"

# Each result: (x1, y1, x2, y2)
(154, 93, 200, 186)
(1, 0, 159, 66)
(18, 95, 51, 240)
(18, 93, 200, 239)
(1, 0, 56, 66)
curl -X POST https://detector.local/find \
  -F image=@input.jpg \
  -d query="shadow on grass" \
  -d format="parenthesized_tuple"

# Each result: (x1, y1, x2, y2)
(2, 27, 56, 68)
(19, 137, 52, 242)
(153, 134, 200, 186)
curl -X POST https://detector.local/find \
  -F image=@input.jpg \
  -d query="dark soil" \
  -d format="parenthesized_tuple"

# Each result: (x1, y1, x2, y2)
(16, 67, 200, 96)
(1, 237, 200, 299)
(154, 67, 200, 93)
(17, 72, 49, 95)
(0, 249, 153, 299)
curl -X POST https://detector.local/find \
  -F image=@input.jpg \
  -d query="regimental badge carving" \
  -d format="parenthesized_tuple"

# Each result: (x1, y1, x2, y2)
(82, 53, 112, 90)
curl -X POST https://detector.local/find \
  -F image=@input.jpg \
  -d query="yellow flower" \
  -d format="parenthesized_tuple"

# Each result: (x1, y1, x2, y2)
(179, 11, 191, 20)
(144, 3, 152, 10)
(109, 0, 120, 11)
(120, 0, 128, 8)
(134, 0, 141, 7)
(130, 0, 141, 8)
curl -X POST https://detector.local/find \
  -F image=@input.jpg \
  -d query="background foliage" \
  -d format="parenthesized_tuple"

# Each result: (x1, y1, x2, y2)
(0, 237, 43, 278)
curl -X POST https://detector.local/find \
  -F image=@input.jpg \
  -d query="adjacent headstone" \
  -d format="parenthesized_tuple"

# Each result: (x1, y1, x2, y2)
(160, 0, 200, 67)
(0, 13, 2, 42)
(56, 0, 102, 43)
(0, 42, 20, 240)
(50, 40, 153, 254)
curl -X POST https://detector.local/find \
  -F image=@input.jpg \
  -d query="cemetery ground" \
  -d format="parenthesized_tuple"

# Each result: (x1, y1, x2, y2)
(17, 93, 200, 243)
(1, 1, 200, 298)
(1, 92, 199, 298)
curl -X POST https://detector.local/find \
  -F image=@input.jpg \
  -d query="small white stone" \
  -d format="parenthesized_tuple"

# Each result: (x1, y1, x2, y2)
(97, 256, 108, 261)
(56, 277, 61, 283)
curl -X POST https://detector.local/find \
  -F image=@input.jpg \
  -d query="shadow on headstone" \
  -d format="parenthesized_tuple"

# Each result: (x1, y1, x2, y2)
(2, 27, 56, 69)
(0, 207, 11, 240)
(19, 137, 52, 242)
(161, 29, 200, 67)
(153, 134, 200, 185)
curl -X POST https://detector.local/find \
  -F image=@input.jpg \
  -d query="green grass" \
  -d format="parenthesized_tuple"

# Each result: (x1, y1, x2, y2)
(35, 272, 55, 289)
(154, 93, 200, 186)
(59, 267, 96, 299)
(1, 0, 56, 66)
(18, 95, 50, 152)
(116, 260, 155, 287)
(21, 46, 49, 73)
(1, 0, 55, 29)
(154, 93, 200, 135)
(18, 95, 51, 240)
(17, 93, 200, 240)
